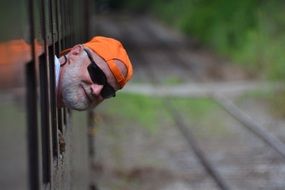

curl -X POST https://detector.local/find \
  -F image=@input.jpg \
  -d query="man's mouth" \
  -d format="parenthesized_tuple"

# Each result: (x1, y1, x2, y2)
(80, 84, 92, 103)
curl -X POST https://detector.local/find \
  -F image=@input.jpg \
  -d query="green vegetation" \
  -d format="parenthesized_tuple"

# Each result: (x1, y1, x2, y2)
(98, 93, 228, 136)
(170, 97, 217, 121)
(98, 93, 166, 134)
(106, 0, 285, 80)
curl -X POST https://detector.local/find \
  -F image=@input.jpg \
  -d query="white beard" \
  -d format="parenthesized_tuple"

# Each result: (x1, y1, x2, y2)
(60, 62, 91, 111)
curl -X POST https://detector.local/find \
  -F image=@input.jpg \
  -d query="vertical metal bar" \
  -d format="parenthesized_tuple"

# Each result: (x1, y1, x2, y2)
(27, 0, 41, 189)
(55, 0, 61, 55)
(39, 0, 53, 185)
(57, 109, 62, 133)
(63, 108, 67, 126)
(49, 45, 59, 158)
(61, 0, 69, 131)
(39, 54, 52, 184)
(65, 0, 72, 48)
(56, 0, 65, 134)
(26, 61, 41, 190)
(48, 0, 59, 159)
(59, 0, 65, 50)
(84, 0, 91, 40)
(61, 0, 67, 49)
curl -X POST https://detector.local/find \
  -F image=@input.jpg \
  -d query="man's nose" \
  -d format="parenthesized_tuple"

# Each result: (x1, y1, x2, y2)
(90, 84, 104, 97)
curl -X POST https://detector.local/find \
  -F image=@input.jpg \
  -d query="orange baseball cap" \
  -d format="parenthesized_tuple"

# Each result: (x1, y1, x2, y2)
(61, 36, 133, 88)
(84, 36, 133, 88)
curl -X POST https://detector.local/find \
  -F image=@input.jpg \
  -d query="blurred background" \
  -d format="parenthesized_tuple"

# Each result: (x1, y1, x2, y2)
(92, 1, 285, 190)
(97, 0, 285, 81)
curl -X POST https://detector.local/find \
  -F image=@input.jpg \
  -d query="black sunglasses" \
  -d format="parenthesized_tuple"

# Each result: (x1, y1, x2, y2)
(84, 48, 116, 99)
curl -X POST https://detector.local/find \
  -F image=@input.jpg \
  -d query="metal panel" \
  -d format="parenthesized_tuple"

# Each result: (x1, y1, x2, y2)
(0, 0, 94, 189)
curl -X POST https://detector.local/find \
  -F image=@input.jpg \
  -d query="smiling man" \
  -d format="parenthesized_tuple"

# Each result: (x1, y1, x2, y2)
(55, 36, 133, 111)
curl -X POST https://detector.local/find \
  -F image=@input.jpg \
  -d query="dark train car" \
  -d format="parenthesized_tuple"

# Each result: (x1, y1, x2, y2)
(0, 0, 96, 189)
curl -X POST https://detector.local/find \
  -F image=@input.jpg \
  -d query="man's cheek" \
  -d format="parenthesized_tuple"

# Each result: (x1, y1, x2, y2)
(62, 86, 88, 110)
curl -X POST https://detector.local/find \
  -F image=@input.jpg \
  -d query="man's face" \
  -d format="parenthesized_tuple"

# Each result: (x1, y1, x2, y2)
(60, 47, 119, 111)
(61, 57, 93, 110)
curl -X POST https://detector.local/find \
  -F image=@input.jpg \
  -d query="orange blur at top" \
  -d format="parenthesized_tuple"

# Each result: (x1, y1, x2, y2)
(0, 39, 43, 89)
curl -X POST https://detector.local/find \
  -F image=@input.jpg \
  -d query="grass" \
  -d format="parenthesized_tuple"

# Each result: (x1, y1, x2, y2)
(97, 93, 167, 134)
(97, 93, 228, 136)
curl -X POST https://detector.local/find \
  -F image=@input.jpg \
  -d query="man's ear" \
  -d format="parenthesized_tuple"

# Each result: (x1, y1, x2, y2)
(69, 44, 84, 56)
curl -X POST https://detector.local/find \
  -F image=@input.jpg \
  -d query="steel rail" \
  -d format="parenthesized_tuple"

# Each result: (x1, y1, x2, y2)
(213, 94, 285, 161)
(164, 101, 231, 190)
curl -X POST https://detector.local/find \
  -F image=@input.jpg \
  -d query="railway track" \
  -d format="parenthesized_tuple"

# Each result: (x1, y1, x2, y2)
(94, 14, 285, 190)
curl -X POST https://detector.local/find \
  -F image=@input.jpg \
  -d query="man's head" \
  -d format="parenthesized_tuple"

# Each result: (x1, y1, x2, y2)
(58, 36, 133, 111)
